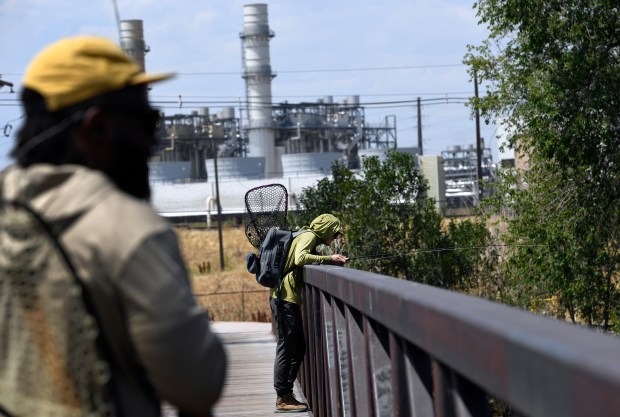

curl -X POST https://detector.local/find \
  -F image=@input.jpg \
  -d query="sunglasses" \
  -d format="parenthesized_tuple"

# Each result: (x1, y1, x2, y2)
(104, 107, 162, 136)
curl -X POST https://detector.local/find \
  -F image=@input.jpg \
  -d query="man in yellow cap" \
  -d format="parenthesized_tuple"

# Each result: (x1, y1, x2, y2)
(0, 36, 226, 417)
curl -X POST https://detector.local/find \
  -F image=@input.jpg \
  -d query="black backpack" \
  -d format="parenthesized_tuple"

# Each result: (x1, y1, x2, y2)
(246, 228, 309, 288)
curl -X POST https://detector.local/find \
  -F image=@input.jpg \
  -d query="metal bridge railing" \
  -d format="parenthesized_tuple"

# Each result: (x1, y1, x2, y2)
(300, 265, 620, 417)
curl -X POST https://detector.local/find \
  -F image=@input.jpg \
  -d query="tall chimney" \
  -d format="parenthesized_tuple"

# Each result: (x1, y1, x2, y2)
(241, 4, 278, 177)
(120, 20, 148, 71)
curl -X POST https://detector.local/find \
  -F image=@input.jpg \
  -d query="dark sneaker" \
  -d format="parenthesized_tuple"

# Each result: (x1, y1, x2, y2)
(275, 393, 308, 413)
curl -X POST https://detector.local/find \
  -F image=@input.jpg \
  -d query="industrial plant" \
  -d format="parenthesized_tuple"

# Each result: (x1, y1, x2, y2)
(442, 144, 495, 209)
(118, 4, 494, 219)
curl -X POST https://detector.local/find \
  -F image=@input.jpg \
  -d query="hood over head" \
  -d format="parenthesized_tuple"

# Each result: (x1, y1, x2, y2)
(303, 213, 343, 241)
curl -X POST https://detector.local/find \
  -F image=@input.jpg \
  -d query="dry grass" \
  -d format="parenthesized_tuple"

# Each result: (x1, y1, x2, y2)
(175, 226, 271, 322)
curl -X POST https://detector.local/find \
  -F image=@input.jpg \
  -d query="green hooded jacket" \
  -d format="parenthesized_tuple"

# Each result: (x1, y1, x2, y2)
(270, 214, 344, 304)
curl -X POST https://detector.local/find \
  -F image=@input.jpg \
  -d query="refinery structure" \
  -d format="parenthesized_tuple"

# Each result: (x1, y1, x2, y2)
(442, 144, 495, 209)
(120, 4, 494, 219)
(150, 4, 399, 182)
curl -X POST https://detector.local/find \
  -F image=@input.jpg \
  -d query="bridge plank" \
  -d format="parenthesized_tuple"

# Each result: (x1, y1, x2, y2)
(163, 322, 310, 417)
(211, 322, 311, 417)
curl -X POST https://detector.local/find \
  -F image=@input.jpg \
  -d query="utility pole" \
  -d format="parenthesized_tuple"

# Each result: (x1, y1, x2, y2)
(211, 132, 225, 271)
(110, 0, 122, 42)
(474, 71, 483, 202)
(417, 97, 423, 155)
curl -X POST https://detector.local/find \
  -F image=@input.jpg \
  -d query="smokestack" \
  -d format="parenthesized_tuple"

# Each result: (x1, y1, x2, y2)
(241, 4, 278, 177)
(120, 19, 148, 71)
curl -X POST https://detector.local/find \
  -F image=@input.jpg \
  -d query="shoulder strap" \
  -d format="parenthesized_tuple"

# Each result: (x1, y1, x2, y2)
(279, 230, 312, 283)
(292, 229, 310, 239)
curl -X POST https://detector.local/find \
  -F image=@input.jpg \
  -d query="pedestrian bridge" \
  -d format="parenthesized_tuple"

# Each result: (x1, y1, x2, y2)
(207, 265, 620, 417)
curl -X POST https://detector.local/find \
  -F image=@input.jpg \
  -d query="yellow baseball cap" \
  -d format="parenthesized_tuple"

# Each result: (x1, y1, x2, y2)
(23, 35, 174, 112)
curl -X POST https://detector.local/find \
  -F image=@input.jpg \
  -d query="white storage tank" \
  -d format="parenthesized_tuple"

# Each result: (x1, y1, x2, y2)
(149, 161, 191, 182)
(347, 95, 360, 106)
(206, 157, 266, 179)
(219, 107, 235, 120)
(281, 152, 343, 177)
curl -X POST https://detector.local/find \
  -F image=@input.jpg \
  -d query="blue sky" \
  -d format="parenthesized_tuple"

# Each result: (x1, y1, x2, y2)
(0, 0, 498, 170)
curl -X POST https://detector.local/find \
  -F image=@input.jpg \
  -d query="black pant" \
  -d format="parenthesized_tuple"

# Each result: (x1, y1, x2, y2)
(270, 297, 305, 396)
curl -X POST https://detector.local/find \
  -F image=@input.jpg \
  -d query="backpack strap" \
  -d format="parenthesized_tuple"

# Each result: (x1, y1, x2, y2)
(283, 229, 311, 277)
(276, 230, 311, 298)
(291, 230, 308, 239)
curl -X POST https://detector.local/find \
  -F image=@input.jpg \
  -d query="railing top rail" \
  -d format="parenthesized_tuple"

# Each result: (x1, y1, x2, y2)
(305, 265, 620, 417)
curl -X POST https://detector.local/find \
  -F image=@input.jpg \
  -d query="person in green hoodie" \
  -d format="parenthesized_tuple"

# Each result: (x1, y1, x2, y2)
(271, 213, 348, 413)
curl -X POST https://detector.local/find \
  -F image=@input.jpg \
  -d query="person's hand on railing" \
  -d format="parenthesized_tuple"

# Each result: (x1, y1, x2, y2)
(331, 254, 348, 266)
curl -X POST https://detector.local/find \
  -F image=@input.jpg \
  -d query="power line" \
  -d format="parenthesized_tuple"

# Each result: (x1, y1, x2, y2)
(162, 97, 471, 107)
(1, 63, 466, 78)
(175, 63, 466, 76)
(149, 91, 474, 99)
(0, 97, 473, 109)
(276, 63, 466, 74)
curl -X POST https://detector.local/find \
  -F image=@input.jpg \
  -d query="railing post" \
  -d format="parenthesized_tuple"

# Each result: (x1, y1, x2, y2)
(451, 373, 491, 417)
(367, 320, 393, 417)
(347, 308, 371, 417)
(432, 359, 456, 417)
(306, 285, 326, 417)
(389, 334, 411, 417)
(315, 288, 327, 417)
(334, 300, 353, 417)
(432, 360, 490, 417)
(322, 292, 341, 417)
(300, 285, 313, 407)
(405, 342, 435, 417)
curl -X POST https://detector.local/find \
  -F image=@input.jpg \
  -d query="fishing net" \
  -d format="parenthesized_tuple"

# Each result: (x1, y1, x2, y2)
(243, 183, 288, 248)
(0, 201, 114, 417)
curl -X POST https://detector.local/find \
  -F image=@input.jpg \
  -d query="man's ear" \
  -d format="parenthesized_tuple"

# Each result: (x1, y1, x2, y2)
(79, 107, 108, 138)
(74, 107, 114, 169)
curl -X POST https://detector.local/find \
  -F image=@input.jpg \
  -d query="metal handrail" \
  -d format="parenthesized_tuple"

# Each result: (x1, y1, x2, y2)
(300, 265, 620, 417)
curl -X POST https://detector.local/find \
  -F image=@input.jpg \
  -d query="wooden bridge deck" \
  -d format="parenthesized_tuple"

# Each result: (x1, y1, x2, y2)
(165, 322, 310, 417)
(210, 322, 311, 417)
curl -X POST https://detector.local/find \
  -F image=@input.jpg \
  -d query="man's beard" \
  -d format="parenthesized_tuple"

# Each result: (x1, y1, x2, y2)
(106, 134, 152, 201)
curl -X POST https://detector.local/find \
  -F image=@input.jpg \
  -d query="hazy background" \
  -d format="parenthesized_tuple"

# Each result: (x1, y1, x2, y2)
(0, 0, 497, 169)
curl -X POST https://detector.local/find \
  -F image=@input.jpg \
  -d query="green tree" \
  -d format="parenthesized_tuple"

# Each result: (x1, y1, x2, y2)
(296, 150, 490, 289)
(466, 0, 620, 330)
